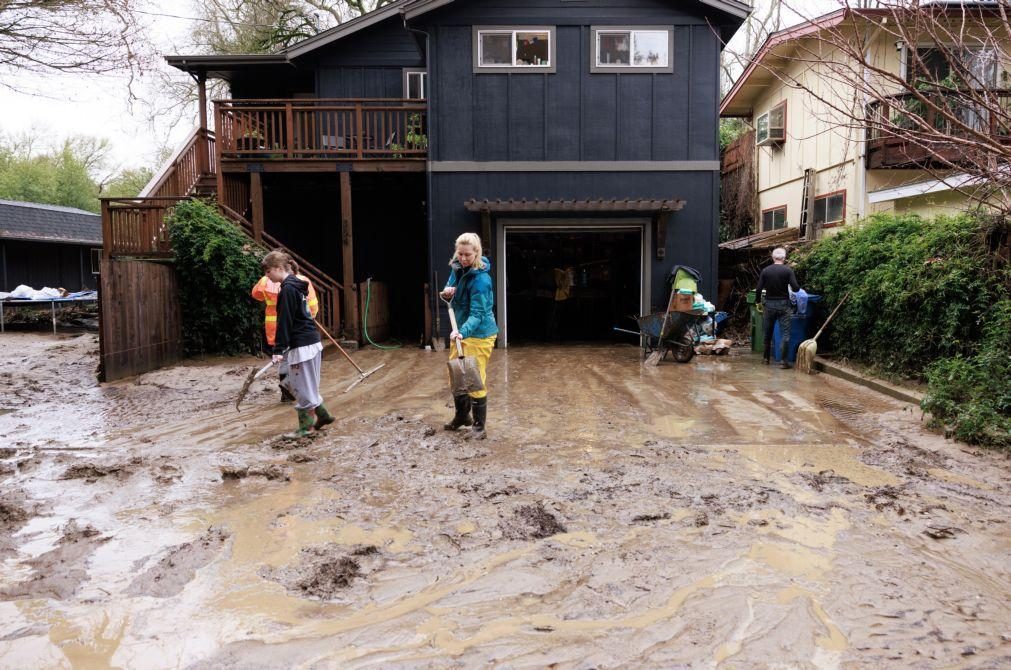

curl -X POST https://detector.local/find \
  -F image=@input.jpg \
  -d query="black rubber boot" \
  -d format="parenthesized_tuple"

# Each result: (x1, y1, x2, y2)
(468, 396, 487, 440)
(279, 384, 296, 403)
(314, 403, 336, 430)
(443, 394, 473, 431)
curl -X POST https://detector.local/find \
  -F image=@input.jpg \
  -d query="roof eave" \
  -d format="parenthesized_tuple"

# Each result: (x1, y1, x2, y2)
(286, 0, 411, 58)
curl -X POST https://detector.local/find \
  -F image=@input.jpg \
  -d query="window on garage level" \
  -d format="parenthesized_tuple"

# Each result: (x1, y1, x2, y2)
(761, 205, 787, 232)
(813, 191, 846, 227)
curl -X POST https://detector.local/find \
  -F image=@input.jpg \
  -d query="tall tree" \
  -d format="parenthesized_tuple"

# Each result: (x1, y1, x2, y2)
(0, 0, 146, 88)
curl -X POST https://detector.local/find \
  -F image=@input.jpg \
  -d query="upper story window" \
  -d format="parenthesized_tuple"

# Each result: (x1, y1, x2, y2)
(404, 69, 426, 99)
(474, 27, 556, 73)
(591, 26, 674, 73)
(903, 45, 997, 88)
(756, 101, 786, 146)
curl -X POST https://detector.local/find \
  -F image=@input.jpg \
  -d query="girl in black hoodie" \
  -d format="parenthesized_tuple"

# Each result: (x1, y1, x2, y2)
(263, 251, 335, 436)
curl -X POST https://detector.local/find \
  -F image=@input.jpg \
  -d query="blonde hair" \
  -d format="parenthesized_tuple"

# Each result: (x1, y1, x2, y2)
(449, 232, 486, 269)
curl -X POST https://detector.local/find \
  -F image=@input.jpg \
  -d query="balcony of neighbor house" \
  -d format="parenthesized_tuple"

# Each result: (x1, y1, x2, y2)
(213, 98, 428, 174)
(865, 89, 1011, 169)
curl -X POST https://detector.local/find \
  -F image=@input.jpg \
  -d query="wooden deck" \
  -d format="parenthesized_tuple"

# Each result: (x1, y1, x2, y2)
(214, 98, 428, 163)
(866, 89, 1011, 169)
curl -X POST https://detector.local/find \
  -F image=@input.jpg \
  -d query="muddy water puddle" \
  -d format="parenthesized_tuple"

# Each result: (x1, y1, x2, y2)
(1, 336, 1010, 667)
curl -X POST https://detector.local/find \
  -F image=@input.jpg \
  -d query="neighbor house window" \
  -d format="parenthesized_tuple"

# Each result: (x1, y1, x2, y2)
(761, 205, 787, 232)
(904, 45, 997, 87)
(404, 69, 426, 99)
(591, 27, 673, 73)
(756, 101, 786, 146)
(474, 27, 555, 72)
(90, 248, 102, 274)
(813, 191, 846, 227)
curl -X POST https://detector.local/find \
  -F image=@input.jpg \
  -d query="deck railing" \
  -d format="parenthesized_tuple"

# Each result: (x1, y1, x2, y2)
(101, 196, 188, 259)
(140, 128, 216, 198)
(867, 89, 1011, 140)
(218, 204, 343, 336)
(866, 89, 1011, 167)
(214, 98, 428, 161)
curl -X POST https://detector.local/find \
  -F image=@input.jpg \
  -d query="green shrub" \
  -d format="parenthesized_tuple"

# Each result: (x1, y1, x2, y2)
(167, 199, 266, 355)
(922, 298, 1011, 449)
(796, 213, 1009, 449)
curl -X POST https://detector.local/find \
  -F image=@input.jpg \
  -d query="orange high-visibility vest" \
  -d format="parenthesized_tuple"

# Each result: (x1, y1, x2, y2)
(251, 274, 319, 346)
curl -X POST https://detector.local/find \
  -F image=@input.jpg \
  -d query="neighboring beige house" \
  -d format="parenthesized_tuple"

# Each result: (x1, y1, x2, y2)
(720, 6, 1011, 236)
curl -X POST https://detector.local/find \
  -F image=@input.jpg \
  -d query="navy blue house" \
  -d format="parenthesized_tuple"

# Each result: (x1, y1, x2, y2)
(167, 0, 749, 346)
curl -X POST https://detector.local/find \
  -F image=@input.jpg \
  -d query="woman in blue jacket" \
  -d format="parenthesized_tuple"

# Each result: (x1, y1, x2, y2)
(441, 232, 498, 439)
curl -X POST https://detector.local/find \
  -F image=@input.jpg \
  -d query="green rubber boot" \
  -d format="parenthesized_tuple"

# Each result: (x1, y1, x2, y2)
(314, 404, 336, 430)
(286, 408, 316, 438)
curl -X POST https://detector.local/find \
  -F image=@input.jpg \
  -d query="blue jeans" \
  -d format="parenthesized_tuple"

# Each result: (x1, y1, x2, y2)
(762, 299, 792, 361)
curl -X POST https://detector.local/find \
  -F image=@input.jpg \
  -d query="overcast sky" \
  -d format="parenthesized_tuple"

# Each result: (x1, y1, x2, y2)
(0, 0, 838, 172)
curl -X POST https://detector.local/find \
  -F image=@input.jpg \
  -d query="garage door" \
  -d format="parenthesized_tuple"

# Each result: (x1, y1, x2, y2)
(496, 219, 651, 347)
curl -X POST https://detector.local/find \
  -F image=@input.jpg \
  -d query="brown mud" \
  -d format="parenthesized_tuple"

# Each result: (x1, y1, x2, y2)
(1, 332, 1009, 668)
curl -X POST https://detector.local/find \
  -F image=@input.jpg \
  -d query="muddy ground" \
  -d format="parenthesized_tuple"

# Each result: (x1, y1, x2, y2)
(0, 332, 1009, 668)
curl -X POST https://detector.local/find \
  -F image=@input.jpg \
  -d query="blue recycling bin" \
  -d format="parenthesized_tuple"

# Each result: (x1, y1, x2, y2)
(772, 295, 821, 362)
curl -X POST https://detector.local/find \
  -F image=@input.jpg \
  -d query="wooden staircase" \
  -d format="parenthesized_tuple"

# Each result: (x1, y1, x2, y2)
(106, 127, 345, 338)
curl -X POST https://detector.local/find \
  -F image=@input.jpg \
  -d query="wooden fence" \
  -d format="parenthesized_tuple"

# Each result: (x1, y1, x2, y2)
(98, 259, 183, 382)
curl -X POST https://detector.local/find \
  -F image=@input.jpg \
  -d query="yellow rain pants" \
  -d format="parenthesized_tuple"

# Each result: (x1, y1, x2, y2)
(448, 335, 496, 399)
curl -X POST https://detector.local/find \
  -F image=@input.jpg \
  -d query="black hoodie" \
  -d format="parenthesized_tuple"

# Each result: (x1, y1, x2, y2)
(273, 274, 322, 354)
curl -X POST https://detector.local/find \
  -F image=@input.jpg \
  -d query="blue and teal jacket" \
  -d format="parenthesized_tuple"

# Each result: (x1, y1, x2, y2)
(446, 256, 499, 339)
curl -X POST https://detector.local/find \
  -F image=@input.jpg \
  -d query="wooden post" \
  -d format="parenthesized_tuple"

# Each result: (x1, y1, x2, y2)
(285, 102, 294, 158)
(214, 102, 225, 206)
(480, 209, 492, 257)
(340, 171, 360, 340)
(423, 282, 432, 346)
(655, 211, 669, 260)
(197, 74, 209, 175)
(250, 172, 264, 243)
(355, 102, 364, 160)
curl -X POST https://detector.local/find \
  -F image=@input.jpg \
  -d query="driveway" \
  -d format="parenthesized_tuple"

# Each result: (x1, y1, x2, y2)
(1, 333, 1008, 668)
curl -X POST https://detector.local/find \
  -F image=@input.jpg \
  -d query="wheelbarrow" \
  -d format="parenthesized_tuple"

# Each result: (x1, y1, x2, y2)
(614, 310, 708, 363)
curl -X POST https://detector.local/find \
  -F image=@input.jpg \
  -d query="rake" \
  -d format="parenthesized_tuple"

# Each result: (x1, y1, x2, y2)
(316, 322, 386, 393)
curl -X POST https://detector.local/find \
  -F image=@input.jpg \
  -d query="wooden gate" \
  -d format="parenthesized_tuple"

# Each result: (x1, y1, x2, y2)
(98, 259, 183, 382)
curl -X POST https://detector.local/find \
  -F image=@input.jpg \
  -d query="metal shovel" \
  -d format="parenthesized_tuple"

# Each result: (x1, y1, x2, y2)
(441, 296, 484, 394)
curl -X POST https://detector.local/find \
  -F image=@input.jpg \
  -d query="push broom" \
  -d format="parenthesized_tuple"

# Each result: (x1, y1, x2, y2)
(795, 291, 850, 375)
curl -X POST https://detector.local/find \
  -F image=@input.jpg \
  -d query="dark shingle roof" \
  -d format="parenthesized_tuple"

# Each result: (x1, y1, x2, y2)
(0, 199, 101, 245)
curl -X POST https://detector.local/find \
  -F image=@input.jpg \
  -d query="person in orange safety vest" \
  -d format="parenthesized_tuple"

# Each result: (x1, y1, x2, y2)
(251, 257, 319, 402)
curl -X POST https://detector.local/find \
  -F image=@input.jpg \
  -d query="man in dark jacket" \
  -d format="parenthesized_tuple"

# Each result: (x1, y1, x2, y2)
(263, 251, 335, 437)
(755, 247, 800, 369)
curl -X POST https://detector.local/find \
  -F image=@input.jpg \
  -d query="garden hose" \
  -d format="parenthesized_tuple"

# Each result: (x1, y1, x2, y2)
(364, 277, 402, 349)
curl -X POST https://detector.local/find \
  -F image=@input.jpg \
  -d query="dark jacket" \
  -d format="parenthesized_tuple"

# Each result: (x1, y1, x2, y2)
(446, 256, 499, 339)
(274, 274, 321, 353)
(756, 263, 800, 302)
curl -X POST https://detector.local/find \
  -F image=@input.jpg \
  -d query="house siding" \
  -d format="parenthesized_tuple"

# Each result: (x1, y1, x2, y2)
(312, 17, 424, 98)
(420, 0, 731, 319)
(1, 240, 97, 292)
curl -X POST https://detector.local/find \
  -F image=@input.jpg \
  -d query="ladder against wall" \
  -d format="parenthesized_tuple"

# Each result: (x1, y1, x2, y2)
(799, 168, 816, 241)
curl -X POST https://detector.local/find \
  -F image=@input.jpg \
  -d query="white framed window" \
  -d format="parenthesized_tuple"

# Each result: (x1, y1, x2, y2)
(473, 27, 556, 73)
(813, 191, 846, 227)
(591, 26, 673, 73)
(761, 205, 787, 232)
(404, 69, 426, 99)
(756, 100, 786, 146)
(90, 248, 102, 275)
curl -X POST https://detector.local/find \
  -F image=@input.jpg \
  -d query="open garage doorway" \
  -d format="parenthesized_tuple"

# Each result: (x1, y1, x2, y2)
(497, 221, 650, 346)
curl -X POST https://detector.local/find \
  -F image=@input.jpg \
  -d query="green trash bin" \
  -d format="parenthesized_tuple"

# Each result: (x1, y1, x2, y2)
(747, 289, 764, 353)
